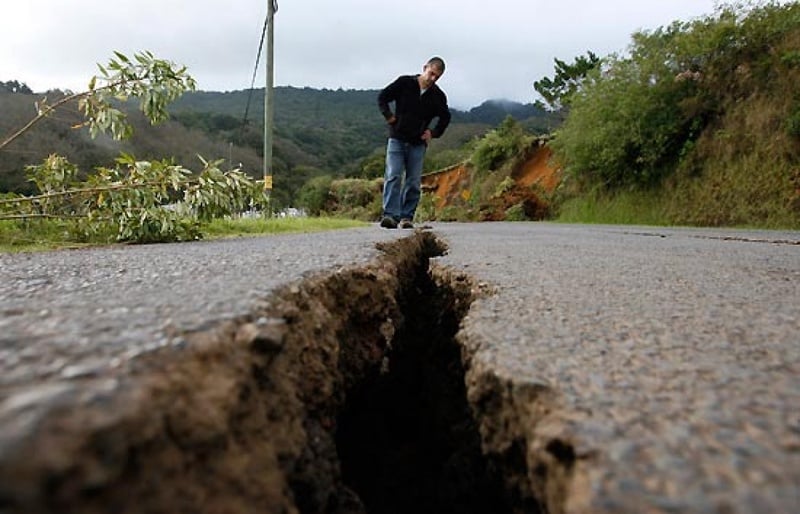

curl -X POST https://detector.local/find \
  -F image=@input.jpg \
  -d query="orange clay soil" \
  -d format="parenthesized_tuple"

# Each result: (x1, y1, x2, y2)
(421, 141, 561, 220)
(513, 144, 560, 192)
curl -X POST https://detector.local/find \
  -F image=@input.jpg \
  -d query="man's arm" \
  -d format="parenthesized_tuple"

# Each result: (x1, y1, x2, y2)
(377, 77, 401, 122)
(429, 93, 451, 138)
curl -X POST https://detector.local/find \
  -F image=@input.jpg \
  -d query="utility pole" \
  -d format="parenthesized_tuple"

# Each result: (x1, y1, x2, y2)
(263, 0, 277, 196)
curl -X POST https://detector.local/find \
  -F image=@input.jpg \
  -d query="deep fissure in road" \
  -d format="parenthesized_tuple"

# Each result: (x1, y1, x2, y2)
(0, 233, 539, 514)
(334, 266, 511, 514)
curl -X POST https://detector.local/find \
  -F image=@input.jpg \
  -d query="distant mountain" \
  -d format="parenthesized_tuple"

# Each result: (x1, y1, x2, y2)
(1, 84, 555, 205)
(171, 87, 549, 133)
(457, 99, 548, 126)
(171, 86, 552, 165)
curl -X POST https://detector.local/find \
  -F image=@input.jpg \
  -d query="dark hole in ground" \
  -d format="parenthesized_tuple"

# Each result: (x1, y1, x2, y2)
(546, 439, 576, 468)
(335, 269, 512, 514)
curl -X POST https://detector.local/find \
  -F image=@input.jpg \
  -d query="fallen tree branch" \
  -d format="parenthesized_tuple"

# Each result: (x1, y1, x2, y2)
(0, 179, 184, 206)
(0, 82, 122, 152)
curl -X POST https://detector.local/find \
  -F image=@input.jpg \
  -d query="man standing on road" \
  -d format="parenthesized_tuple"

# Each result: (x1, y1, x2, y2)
(377, 56, 451, 229)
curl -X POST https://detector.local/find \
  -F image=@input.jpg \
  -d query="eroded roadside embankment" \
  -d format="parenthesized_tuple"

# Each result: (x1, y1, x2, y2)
(0, 232, 573, 513)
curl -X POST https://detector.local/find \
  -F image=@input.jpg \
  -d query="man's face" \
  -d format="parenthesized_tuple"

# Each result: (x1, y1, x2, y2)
(419, 64, 443, 89)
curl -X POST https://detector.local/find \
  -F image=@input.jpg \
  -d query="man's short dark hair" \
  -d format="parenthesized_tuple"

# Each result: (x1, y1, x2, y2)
(427, 56, 446, 74)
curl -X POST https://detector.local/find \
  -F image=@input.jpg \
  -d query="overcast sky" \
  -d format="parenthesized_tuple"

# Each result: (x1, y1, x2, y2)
(3, 0, 725, 109)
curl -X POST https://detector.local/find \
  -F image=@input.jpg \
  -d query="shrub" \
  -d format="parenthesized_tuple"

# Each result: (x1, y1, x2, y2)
(330, 178, 380, 209)
(552, 2, 800, 192)
(471, 116, 532, 173)
(503, 202, 529, 221)
(296, 175, 333, 215)
(415, 192, 438, 222)
(329, 178, 382, 220)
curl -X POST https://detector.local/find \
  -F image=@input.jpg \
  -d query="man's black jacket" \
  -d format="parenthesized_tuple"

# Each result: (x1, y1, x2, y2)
(378, 75, 451, 144)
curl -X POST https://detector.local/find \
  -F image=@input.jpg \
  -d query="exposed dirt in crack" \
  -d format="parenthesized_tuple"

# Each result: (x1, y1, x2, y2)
(0, 232, 543, 514)
(335, 263, 511, 514)
(461, 345, 595, 514)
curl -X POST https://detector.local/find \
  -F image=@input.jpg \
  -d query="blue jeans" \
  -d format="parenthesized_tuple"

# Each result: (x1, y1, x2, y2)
(382, 138, 426, 221)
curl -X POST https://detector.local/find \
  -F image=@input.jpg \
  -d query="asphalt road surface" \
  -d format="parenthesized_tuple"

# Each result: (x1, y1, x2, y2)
(1, 222, 798, 513)
(434, 223, 800, 513)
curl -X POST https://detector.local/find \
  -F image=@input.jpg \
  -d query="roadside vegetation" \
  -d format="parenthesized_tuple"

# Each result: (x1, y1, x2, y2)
(0, 52, 267, 249)
(204, 216, 366, 239)
(0, 216, 366, 253)
(0, 52, 365, 252)
(550, 0, 800, 228)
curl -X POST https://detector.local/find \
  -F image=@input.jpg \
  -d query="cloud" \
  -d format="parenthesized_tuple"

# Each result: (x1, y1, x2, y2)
(2, 0, 723, 107)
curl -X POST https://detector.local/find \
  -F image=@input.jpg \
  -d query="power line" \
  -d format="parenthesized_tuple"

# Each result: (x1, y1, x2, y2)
(241, 13, 269, 128)
(242, 1, 278, 129)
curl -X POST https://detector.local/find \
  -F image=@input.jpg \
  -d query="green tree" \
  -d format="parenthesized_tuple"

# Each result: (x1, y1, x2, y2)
(352, 150, 385, 179)
(0, 80, 33, 94)
(552, 50, 692, 187)
(552, 1, 800, 190)
(533, 51, 600, 111)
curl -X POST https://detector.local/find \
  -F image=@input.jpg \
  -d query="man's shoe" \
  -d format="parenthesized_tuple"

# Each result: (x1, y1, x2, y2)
(380, 216, 398, 229)
(399, 219, 414, 229)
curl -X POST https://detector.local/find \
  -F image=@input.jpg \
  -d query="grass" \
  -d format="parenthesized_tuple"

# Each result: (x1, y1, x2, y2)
(0, 216, 369, 253)
(0, 219, 94, 253)
(555, 188, 671, 226)
(204, 216, 368, 238)
(556, 180, 800, 229)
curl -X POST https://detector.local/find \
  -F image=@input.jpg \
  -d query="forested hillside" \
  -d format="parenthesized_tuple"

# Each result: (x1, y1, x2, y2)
(1, 84, 551, 207)
(0, 90, 262, 196)
(550, 1, 800, 228)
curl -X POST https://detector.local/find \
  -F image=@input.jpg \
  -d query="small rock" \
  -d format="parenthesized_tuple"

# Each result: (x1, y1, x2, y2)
(236, 322, 286, 354)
